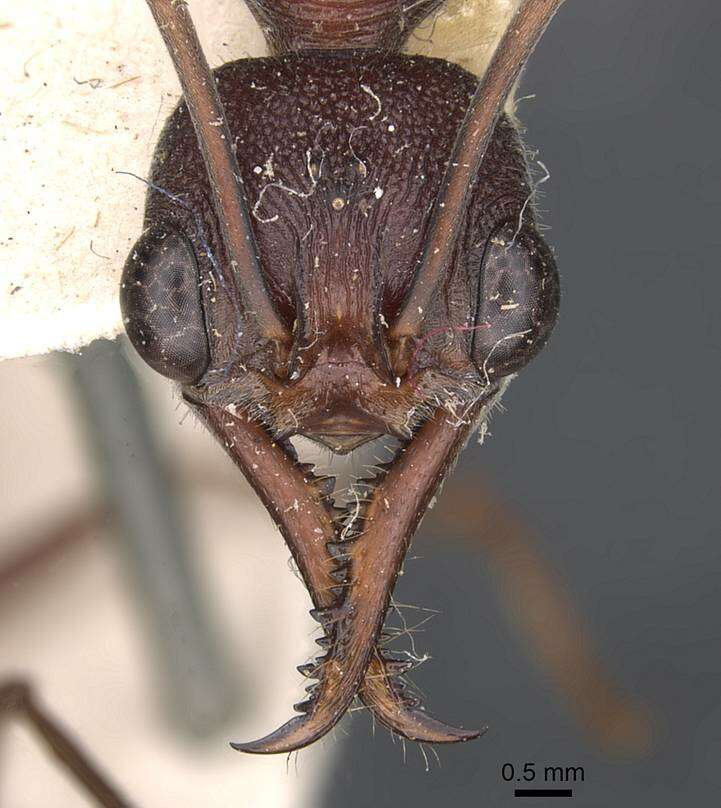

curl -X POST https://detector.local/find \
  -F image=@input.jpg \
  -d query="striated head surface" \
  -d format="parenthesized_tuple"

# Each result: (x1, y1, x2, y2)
(137, 51, 550, 448)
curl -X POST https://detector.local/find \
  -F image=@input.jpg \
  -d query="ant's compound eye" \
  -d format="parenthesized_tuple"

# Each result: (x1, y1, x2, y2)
(471, 221, 560, 381)
(120, 224, 211, 384)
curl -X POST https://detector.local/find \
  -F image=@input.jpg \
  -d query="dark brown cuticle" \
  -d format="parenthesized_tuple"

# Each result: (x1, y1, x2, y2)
(121, 0, 565, 754)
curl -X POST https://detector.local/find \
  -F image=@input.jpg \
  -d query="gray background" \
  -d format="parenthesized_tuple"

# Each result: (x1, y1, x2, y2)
(322, 0, 721, 805)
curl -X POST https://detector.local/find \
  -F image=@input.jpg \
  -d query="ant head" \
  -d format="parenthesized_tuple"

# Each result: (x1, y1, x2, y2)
(121, 58, 558, 453)
(122, 0, 566, 753)
(123, 0, 561, 454)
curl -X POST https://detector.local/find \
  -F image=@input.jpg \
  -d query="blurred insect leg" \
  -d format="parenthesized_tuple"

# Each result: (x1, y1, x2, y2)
(0, 680, 134, 808)
(425, 482, 655, 756)
(0, 504, 107, 591)
(63, 341, 236, 737)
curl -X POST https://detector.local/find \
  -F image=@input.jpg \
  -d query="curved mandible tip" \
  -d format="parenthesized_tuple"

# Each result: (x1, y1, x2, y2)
(374, 708, 487, 744)
(230, 711, 337, 755)
(359, 659, 486, 743)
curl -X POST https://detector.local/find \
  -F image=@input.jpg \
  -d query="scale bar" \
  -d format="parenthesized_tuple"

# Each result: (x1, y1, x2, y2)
(514, 789, 573, 798)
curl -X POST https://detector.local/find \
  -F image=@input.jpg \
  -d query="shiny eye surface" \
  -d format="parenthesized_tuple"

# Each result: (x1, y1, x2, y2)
(471, 221, 560, 381)
(120, 224, 211, 384)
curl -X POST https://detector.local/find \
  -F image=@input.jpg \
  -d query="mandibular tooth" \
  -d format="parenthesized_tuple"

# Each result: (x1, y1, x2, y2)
(314, 477, 336, 497)
(326, 539, 355, 557)
(309, 607, 336, 625)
